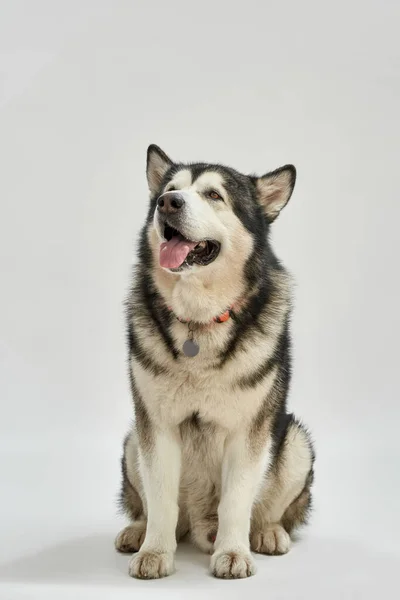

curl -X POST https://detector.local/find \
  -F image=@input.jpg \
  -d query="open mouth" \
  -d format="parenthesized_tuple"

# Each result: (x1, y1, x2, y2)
(160, 224, 221, 270)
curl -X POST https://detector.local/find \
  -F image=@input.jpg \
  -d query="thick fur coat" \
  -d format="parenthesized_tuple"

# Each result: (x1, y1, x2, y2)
(115, 145, 315, 579)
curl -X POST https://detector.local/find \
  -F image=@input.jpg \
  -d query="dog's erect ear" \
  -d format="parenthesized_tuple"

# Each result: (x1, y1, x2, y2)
(255, 165, 296, 223)
(146, 145, 173, 195)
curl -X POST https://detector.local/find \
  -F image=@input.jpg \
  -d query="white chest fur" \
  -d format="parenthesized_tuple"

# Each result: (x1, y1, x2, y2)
(132, 316, 279, 432)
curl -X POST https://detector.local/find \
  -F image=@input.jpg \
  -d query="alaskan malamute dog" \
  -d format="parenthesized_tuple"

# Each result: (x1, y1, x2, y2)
(115, 145, 315, 579)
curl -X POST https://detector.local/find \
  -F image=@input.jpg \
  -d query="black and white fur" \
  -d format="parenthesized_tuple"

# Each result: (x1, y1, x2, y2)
(115, 145, 315, 579)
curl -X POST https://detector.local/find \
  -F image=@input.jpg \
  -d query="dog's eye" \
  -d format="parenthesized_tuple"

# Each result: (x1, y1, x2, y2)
(208, 190, 223, 201)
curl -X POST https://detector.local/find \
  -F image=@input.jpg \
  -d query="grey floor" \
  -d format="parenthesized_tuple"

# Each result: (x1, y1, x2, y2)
(1, 438, 398, 599)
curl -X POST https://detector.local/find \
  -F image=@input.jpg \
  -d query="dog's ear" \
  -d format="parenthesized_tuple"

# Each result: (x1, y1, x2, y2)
(255, 165, 296, 223)
(146, 145, 173, 195)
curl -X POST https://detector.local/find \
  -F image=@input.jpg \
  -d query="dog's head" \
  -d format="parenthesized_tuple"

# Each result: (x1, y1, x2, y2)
(144, 145, 296, 282)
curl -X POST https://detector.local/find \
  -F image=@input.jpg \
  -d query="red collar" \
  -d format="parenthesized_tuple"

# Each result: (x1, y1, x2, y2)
(167, 304, 234, 325)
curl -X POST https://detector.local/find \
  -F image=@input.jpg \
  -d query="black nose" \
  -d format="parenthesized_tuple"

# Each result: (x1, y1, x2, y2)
(157, 192, 184, 215)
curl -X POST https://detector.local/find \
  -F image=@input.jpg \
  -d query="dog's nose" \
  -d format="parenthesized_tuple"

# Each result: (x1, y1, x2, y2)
(157, 192, 184, 215)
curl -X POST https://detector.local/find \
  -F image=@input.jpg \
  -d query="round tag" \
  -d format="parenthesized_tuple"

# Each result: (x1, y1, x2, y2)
(183, 339, 200, 357)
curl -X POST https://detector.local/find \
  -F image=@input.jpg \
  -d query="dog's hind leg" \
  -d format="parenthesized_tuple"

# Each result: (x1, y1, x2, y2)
(115, 521, 147, 553)
(188, 484, 219, 554)
(250, 416, 315, 555)
(115, 431, 146, 553)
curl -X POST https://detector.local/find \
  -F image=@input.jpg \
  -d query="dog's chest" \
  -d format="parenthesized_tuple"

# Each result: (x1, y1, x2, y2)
(134, 321, 269, 430)
(137, 364, 249, 430)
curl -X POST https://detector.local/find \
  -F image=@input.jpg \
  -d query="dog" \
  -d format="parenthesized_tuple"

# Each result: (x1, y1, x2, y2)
(115, 145, 315, 579)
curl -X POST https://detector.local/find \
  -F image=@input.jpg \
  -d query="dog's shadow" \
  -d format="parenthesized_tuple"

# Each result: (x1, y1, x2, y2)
(0, 533, 398, 593)
(0, 534, 209, 587)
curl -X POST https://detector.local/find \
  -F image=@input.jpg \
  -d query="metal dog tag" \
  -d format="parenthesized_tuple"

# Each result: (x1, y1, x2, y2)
(183, 339, 200, 357)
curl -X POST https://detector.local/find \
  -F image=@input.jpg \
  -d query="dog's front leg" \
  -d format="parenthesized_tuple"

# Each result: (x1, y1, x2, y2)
(129, 427, 181, 579)
(211, 432, 270, 579)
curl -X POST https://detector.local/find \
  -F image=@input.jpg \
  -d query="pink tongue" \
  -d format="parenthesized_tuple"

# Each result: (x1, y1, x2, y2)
(160, 236, 197, 269)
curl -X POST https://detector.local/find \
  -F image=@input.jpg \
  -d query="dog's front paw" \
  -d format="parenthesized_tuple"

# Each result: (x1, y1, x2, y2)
(210, 549, 255, 579)
(128, 550, 175, 579)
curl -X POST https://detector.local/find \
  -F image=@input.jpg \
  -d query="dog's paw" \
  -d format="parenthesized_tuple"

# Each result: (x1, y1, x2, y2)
(250, 524, 291, 555)
(128, 550, 175, 579)
(115, 522, 146, 553)
(191, 519, 218, 554)
(210, 549, 255, 579)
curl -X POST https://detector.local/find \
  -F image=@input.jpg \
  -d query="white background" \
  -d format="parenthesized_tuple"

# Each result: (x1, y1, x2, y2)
(1, 1, 399, 598)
